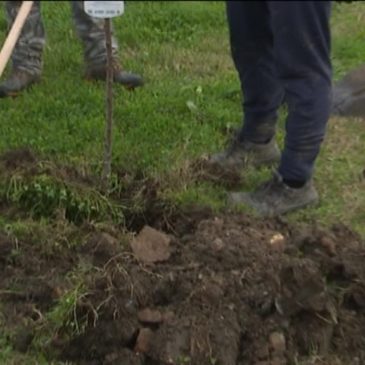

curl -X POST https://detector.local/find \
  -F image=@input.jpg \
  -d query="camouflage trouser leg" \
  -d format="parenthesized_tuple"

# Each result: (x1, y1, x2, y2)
(70, 1, 119, 68)
(5, 1, 45, 76)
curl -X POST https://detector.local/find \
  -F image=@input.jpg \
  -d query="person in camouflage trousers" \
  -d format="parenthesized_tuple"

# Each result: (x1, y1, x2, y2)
(0, 1, 144, 98)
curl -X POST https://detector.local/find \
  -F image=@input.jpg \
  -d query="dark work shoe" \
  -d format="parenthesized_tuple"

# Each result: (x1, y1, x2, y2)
(228, 172, 319, 217)
(85, 59, 144, 90)
(209, 136, 281, 170)
(0, 69, 40, 98)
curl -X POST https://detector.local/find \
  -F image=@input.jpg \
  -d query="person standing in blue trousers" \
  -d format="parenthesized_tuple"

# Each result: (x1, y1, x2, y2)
(210, 1, 332, 216)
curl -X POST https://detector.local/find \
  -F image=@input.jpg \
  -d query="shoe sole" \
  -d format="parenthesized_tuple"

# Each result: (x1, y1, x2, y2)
(228, 192, 319, 217)
(258, 197, 320, 217)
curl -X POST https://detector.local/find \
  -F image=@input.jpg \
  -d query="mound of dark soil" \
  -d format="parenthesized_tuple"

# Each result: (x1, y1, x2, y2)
(3, 213, 358, 365)
(0, 149, 364, 364)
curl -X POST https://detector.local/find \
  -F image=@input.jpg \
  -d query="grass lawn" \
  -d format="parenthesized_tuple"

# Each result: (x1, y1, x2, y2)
(0, 2, 365, 363)
(1, 1, 365, 234)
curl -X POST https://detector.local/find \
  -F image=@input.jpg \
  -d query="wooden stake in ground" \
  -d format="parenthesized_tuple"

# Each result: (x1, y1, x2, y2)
(101, 17, 114, 191)
(83, 1, 124, 191)
(0, 1, 34, 78)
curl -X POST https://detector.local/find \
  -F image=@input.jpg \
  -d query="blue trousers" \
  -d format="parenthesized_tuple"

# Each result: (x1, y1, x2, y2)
(227, 1, 332, 182)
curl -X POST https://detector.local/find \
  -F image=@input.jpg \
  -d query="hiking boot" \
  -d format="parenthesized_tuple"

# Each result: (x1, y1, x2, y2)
(0, 69, 40, 98)
(85, 59, 144, 90)
(228, 172, 319, 217)
(209, 135, 281, 170)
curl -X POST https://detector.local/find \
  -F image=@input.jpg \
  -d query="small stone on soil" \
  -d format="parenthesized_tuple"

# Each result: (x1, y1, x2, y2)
(137, 308, 163, 324)
(212, 238, 225, 251)
(131, 226, 171, 264)
(269, 332, 286, 355)
(134, 328, 153, 354)
(269, 233, 285, 251)
(162, 311, 175, 323)
(319, 236, 336, 256)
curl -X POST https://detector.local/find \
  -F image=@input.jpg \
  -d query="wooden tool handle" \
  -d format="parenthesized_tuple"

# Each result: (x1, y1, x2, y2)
(0, 1, 34, 77)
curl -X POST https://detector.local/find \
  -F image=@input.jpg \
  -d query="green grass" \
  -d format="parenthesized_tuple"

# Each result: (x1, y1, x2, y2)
(0, 3, 365, 361)
(0, 1, 364, 232)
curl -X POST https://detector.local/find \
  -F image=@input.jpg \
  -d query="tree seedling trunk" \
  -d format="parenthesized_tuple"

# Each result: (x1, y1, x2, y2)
(101, 17, 113, 192)
(84, 1, 125, 192)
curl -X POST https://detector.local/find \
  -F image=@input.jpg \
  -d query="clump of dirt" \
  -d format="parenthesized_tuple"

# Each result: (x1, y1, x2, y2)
(42, 214, 365, 365)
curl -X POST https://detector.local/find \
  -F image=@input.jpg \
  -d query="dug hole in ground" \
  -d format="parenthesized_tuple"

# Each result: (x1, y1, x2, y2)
(0, 149, 365, 365)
